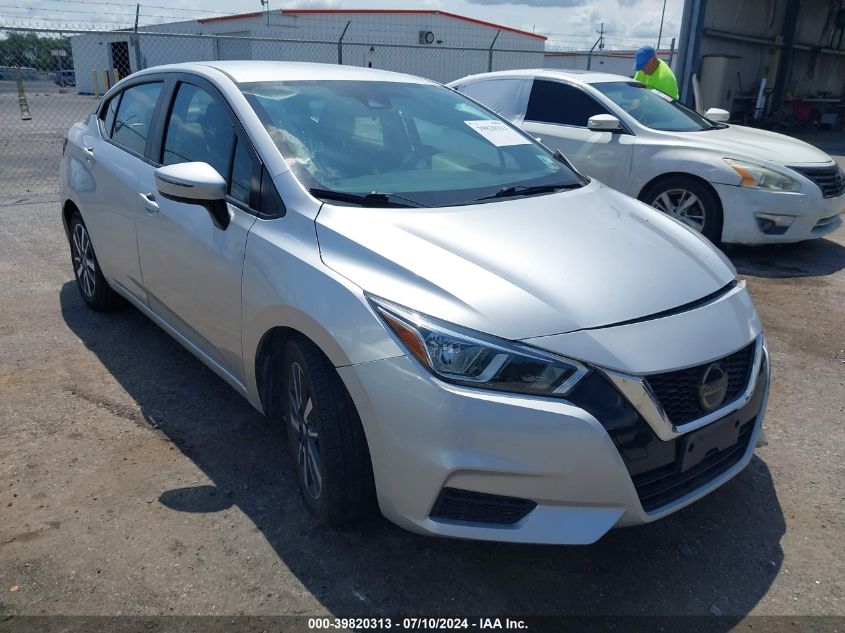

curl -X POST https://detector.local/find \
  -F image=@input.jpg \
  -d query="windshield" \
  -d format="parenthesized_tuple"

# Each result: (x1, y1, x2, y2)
(240, 80, 583, 207)
(594, 81, 721, 132)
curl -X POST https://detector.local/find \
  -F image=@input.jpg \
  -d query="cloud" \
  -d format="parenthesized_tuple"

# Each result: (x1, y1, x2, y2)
(628, 15, 679, 39)
(283, 0, 341, 8)
(618, 0, 639, 6)
(466, 0, 586, 7)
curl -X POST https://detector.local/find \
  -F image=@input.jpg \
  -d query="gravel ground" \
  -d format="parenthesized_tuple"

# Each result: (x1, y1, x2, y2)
(0, 130, 843, 627)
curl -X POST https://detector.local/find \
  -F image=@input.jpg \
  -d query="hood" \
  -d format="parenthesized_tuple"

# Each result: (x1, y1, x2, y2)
(672, 124, 834, 166)
(316, 182, 736, 341)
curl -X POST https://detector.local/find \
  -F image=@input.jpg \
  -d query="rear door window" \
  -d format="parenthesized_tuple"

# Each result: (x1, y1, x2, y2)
(525, 80, 609, 127)
(111, 82, 163, 155)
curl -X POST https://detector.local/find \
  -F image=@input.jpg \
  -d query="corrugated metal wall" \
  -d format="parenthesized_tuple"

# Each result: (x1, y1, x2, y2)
(679, 0, 845, 111)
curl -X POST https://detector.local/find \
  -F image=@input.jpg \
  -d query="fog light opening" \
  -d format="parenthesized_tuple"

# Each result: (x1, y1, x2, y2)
(755, 213, 795, 235)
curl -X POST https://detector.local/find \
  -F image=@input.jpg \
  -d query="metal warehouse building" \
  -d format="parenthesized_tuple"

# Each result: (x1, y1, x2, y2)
(70, 8, 546, 94)
(676, 0, 845, 123)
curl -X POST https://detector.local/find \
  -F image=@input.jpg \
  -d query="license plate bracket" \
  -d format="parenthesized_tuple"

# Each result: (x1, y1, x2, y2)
(679, 414, 741, 472)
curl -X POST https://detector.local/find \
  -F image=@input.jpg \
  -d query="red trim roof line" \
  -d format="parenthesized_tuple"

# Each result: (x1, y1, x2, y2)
(201, 8, 546, 40)
(286, 9, 546, 40)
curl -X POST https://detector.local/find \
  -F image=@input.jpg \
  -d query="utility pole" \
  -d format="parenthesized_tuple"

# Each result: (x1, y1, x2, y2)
(586, 22, 605, 71)
(656, 0, 667, 50)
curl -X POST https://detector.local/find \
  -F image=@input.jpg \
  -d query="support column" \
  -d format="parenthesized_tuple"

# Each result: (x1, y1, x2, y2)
(769, 0, 801, 114)
(675, 0, 708, 106)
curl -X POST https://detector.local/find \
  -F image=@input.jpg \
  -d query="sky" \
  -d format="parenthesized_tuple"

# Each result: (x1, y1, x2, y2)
(4, 0, 685, 51)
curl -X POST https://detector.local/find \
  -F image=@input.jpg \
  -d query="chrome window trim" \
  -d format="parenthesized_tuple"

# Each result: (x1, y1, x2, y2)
(602, 336, 765, 441)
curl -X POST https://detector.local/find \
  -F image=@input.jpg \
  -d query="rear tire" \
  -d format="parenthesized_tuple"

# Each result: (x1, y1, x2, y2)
(640, 176, 724, 245)
(280, 336, 376, 526)
(68, 212, 122, 311)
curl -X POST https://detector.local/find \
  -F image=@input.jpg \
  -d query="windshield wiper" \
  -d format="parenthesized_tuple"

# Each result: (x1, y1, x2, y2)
(309, 187, 428, 208)
(475, 182, 581, 201)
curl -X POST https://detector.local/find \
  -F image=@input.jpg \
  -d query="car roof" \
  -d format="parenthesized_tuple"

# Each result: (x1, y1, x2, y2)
(131, 60, 437, 86)
(450, 68, 634, 87)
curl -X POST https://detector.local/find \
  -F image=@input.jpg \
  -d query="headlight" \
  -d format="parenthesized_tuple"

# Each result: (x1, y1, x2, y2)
(369, 295, 588, 397)
(724, 159, 800, 192)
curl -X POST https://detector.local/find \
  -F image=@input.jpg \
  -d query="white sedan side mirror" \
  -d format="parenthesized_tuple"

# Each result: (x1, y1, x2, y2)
(587, 114, 622, 131)
(705, 108, 730, 123)
(155, 162, 227, 202)
(155, 162, 231, 229)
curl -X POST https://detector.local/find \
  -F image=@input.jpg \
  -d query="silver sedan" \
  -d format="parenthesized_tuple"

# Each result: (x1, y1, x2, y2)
(61, 61, 768, 544)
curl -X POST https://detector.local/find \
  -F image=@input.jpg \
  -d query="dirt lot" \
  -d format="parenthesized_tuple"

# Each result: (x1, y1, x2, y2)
(0, 86, 95, 196)
(0, 131, 843, 628)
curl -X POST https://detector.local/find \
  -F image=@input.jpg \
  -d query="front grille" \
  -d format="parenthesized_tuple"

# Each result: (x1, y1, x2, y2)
(632, 420, 754, 512)
(790, 164, 845, 198)
(568, 362, 766, 514)
(430, 488, 536, 525)
(646, 343, 755, 426)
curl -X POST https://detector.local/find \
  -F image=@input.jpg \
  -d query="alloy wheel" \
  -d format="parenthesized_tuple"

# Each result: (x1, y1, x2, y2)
(651, 188, 707, 233)
(72, 222, 97, 298)
(288, 361, 322, 500)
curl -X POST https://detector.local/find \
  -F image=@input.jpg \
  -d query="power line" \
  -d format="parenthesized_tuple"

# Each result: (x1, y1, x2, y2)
(0, 16, 139, 26)
(543, 32, 679, 43)
(40, 0, 234, 16)
(0, 4, 214, 21)
(541, 33, 598, 39)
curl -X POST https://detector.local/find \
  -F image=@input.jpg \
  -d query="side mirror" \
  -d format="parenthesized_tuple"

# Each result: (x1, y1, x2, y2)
(705, 107, 730, 123)
(587, 114, 622, 131)
(155, 162, 230, 229)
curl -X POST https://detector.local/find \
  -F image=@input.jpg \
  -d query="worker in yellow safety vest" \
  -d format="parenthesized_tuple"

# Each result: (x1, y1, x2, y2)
(633, 44, 679, 100)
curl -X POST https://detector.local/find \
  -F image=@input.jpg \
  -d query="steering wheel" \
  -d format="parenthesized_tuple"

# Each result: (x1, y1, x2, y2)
(399, 146, 439, 170)
(637, 109, 659, 126)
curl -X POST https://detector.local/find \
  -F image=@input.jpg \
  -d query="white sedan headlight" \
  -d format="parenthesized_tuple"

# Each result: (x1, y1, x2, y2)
(724, 159, 800, 192)
(369, 296, 588, 396)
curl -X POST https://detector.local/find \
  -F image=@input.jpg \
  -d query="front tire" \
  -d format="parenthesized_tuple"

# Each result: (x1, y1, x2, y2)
(281, 336, 376, 526)
(640, 176, 724, 244)
(68, 212, 122, 311)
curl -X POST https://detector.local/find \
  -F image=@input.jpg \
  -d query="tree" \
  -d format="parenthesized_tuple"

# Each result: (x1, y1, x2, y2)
(0, 32, 74, 71)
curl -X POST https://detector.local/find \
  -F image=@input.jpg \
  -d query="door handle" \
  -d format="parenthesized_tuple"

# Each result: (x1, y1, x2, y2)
(82, 145, 95, 162)
(140, 192, 159, 213)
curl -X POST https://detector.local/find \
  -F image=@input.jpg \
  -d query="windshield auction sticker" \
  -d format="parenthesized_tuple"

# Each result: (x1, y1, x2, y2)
(465, 120, 532, 146)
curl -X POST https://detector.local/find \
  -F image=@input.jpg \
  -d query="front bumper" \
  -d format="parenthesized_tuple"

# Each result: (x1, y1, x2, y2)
(714, 182, 844, 244)
(338, 288, 769, 545)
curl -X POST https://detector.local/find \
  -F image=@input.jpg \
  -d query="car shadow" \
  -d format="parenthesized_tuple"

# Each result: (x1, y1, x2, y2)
(725, 235, 845, 278)
(60, 282, 785, 622)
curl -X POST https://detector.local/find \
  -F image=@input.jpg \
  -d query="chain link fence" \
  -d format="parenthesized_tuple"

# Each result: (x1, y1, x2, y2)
(0, 20, 551, 197)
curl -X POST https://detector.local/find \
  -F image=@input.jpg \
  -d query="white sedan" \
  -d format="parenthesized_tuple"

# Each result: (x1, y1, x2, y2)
(449, 69, 845, 245)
